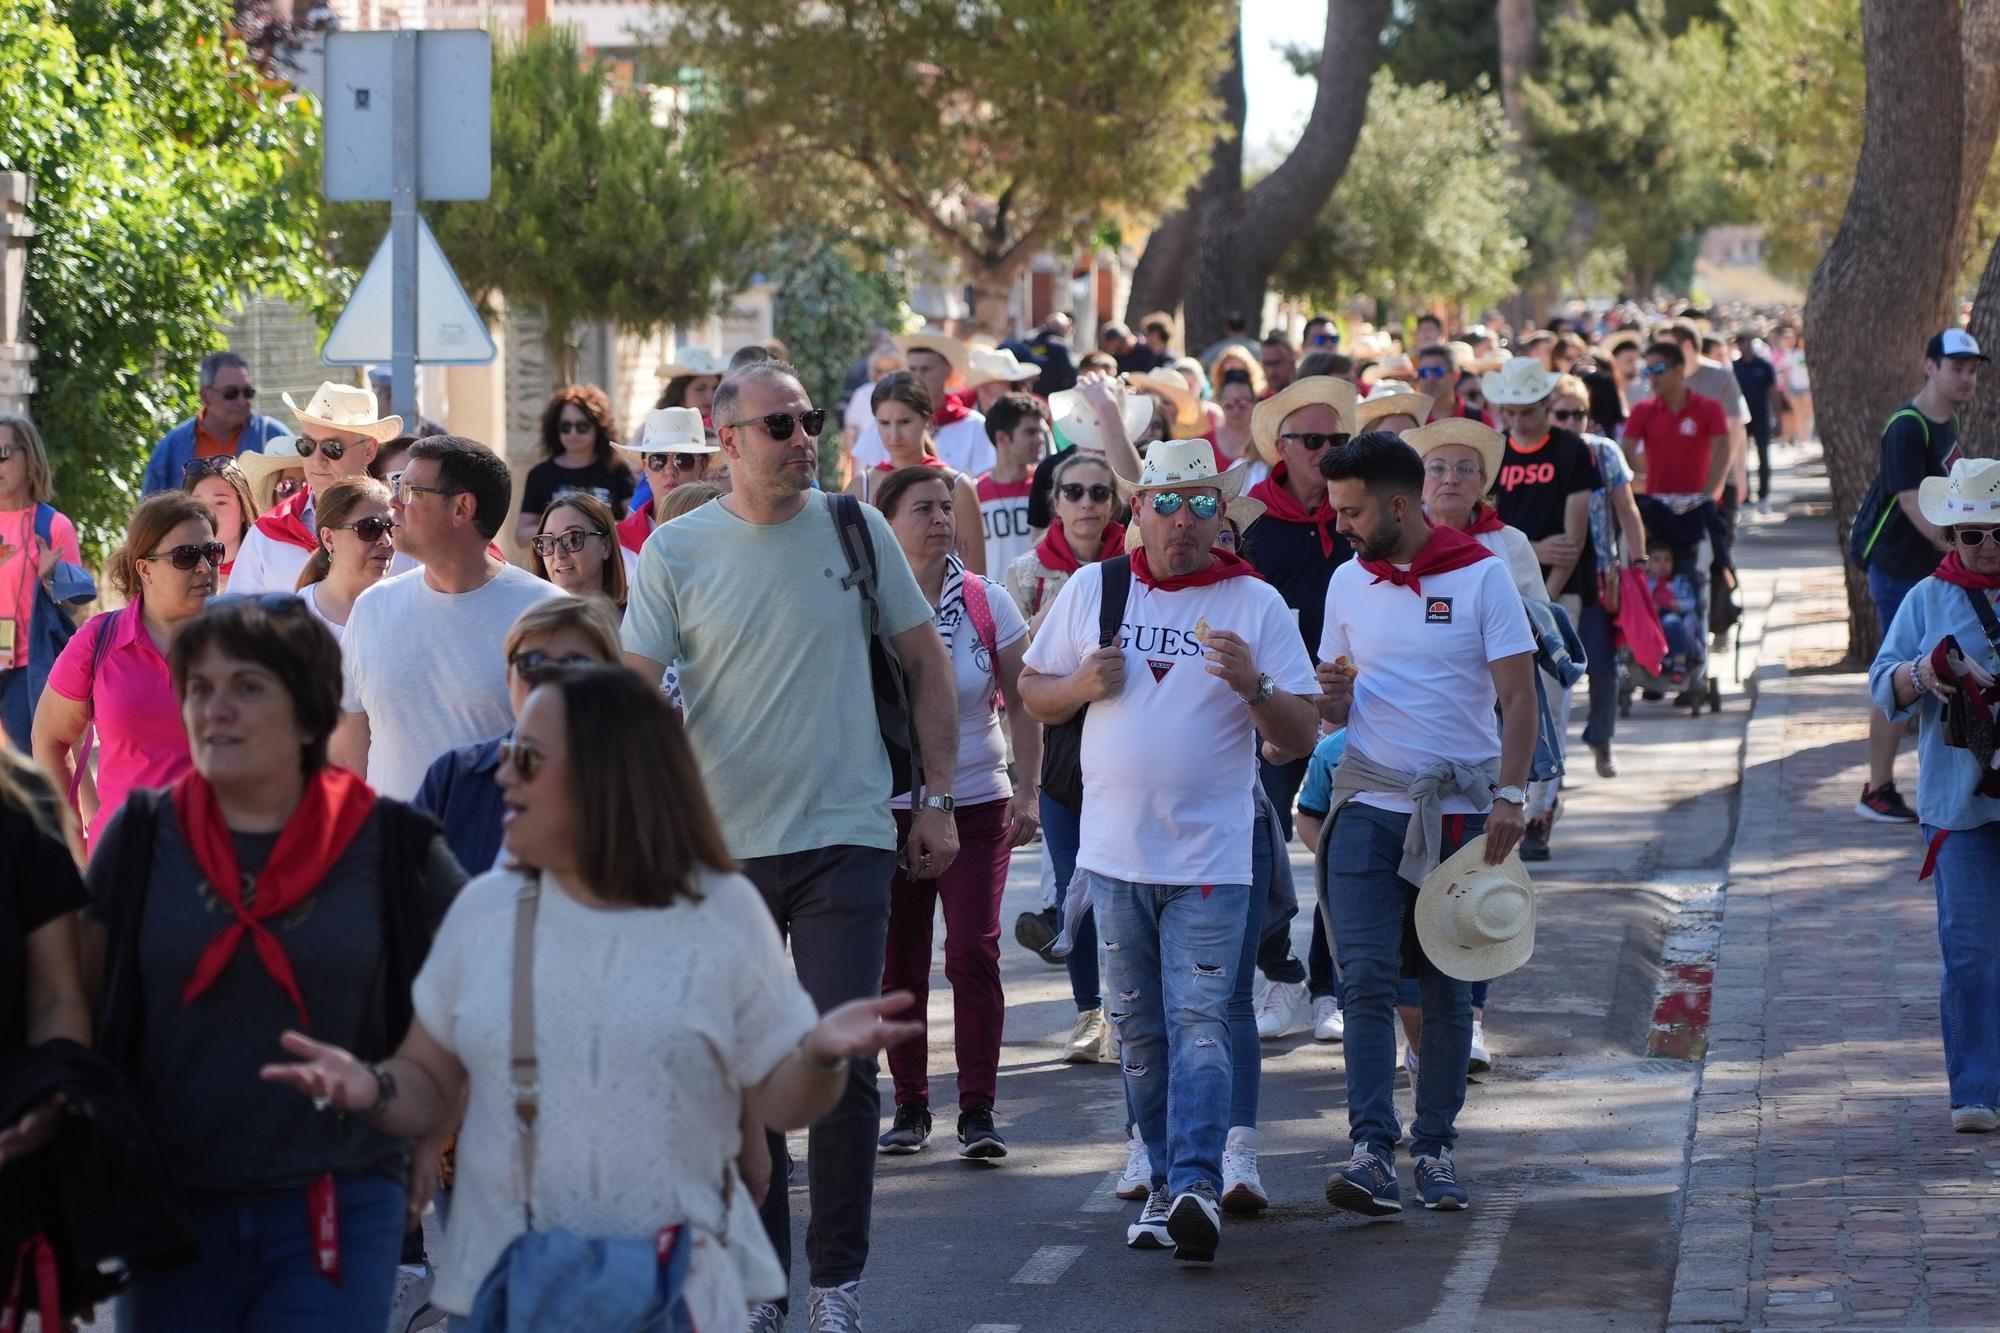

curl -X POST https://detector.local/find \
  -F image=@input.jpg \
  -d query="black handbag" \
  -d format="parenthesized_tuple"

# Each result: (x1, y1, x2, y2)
(1038, 556, 1131, 810)
(831, 494, 923, 796)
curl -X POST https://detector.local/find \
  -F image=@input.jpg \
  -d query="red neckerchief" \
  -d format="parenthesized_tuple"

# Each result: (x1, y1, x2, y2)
(1130, 546, 1261, 592)
(173, 764, 378, 1025)
(1357, 523, 1494, 597)
(1035, 517, 1124, 574)
(1248, 463, 1336, 557)
(251, 488, 318, 552)
(875, 455, 949, 473)
(933, 395, 972, 429)
(1462, 503, 1507, 536)
(1932, 550, 2000, 590)
(616, 504, 654, 555)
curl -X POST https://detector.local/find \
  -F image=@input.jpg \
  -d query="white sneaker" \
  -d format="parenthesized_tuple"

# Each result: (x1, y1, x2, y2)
(1115, 1127, 1152, 1199)
(1468, 1020, 1493, 1077)
(1312, 995, 1344, 1042)
(746, 1303, 785, 1333)
(806, 1281, 863, 1333)
(1126, 1184, 1172, 1249)
(1220, 1126, 1268, 1213)
(1065, 1008, 1109, 1063)
(1255, 979, 1311, 1039)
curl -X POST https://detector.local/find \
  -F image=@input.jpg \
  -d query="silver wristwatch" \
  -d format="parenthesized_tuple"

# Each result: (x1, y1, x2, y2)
(1491, 785, 1528, 807)
(1240, 673, 1275, 705)
(922, 793, 956, 814)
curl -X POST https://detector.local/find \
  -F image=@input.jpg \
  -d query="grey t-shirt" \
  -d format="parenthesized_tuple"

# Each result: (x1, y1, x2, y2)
(88, 804, 464, 1199)
(622, 491, 934, 859)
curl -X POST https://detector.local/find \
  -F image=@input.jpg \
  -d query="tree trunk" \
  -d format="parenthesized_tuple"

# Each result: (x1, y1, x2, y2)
(1805, 0, 1969, 660)
(1125, 0, 1394, 350)
(1497, 0, 1538, 139)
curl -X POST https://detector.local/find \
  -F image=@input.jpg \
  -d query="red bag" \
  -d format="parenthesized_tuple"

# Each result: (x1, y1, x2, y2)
(1614, 567, 1669, 676)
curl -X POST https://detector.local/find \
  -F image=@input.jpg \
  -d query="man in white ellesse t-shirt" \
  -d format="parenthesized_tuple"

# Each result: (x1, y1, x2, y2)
(1020, 440, 1317, 1266)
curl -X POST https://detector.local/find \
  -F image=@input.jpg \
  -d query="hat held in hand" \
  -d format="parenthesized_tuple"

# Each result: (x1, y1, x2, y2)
(1415, 836, 1536, 982)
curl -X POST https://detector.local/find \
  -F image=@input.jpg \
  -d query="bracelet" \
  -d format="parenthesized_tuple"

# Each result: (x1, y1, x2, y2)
(363, 1062, 398, 1118)
(1909, 658, 1925, 696)
(798, 1046, 847, 1076)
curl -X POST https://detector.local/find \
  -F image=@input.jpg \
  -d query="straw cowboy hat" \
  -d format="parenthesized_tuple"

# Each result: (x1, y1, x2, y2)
(1415, 836, 1536, 982)
(659, 347, 729, 379)
(1602, 329, 1644, 357)
(1403, 417, 1506, 483)
(1250, 376, 1358, 466)
(283, 381, 402, 442)
(238, 435, 311, 511)
(1919, 456, 2000, 529)
(1050, 386, 1153, 454)
(1125, 366, 1206, 435)
(891, 331, 971, 381)
(612, 406, 718, 458)
(1480, 356, 1563, 407)
(964, 346, 1041, 389)
(1111, 438, 1248, 503)
(1356, 381, 1433, 431)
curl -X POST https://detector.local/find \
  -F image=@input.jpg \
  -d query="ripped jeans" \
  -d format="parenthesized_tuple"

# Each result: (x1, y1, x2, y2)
(1087, 872, 1249, 1196)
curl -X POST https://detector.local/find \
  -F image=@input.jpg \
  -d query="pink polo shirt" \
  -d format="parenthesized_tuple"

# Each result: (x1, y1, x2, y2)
(46, 598, 192, 853)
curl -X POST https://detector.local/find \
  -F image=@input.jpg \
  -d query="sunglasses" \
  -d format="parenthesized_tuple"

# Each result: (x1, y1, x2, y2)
(530, 528, 605, 557)
(141, 541, 227, 571)
(1642, 363, 1674, 378)
(1550, 409, 1586, 423)
(211, 386, 257, 401)
(1308, 332, 1340, 347)
(1277, 432, 1347, 452)
(1417, 366, 1450, 379)
(556, 419, 597, 435)
(1956, 527, 2000, 547)
(723, 408, 827, 440)
(181, 456, 241, 484)
(1148, 491, 1220, 520)
(392, 479, 461, 505)
(645, 452, 706, 473)
(335, 516, 398, 543)
(298, 435, 353, 460)
(271, 476, 306, 501)
(1059, 482, 1114, 503)
(497, 737, 546, 782)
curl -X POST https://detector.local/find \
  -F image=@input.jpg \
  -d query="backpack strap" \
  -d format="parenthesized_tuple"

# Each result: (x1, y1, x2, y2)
(69, 610, 121, 806)
(1856, 409, 1938, 565)
(960, 571, 1003, 711)
(1097, 555, 1132, 649)
(32, 502, 52, 546)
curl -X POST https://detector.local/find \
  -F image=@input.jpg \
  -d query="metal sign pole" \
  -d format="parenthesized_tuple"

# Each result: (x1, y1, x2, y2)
(390, 30, 419, 426)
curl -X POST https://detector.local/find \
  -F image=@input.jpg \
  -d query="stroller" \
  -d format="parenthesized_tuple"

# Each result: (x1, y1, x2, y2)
(1620, 494, 1734, 716)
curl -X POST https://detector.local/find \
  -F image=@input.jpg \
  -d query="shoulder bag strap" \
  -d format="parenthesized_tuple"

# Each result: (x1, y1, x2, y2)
(69, 610, 120, 806)
(1097, 556, 1132, 649)
(510, 873, 541, 1229)
(1960, 582, 2000, 660)
(960, 573, 1002, 710)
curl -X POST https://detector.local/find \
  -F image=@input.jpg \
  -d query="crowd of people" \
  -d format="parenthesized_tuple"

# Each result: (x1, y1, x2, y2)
(0, 291, 1990, 1333)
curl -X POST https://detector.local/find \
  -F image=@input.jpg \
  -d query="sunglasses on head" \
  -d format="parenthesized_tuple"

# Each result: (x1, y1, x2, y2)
(1059, 482, 1114, 503)
(1278, 432, 1348, 452)
(556, 419, 597, 435)
(181, 456, 241, 484)
(724, 408, 827, 440)
(1148, 491, 1220, 520)
(298, 435, 353, 460)
(1956, 527, 2000, 547)
(271, 476, 305, 501)
(530, 528, 605, 557)
(141, 541, 226, 571)
(335, 516, 398, 543)
(645, 452, 705, 472)
(211, 385, 256, 401)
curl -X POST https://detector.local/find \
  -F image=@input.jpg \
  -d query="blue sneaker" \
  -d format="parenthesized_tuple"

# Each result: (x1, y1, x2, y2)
(1325, 1142, 1401, 1216)
(1414, 1149, 1470, 1210)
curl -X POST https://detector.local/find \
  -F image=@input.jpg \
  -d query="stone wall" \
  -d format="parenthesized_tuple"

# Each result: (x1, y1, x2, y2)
(0, 173, 36, 416)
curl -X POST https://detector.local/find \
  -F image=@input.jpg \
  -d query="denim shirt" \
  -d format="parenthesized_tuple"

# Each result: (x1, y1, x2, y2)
(412, 734, 507, 875)
(1869, 576, 2000, 832)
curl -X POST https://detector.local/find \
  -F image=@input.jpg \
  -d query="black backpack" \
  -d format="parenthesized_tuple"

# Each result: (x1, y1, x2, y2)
(1039, 556, 1131, 811)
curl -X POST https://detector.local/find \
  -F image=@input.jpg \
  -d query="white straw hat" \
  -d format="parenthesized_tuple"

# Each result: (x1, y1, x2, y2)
(282, 381, 403, 442)
(1415, 836, 1536, 982)
(1111, 438, 1248, 502)
(612, 406, 718, 457)
(659, 347, 728, 379)
(964, 347, 1041, 389)
(1918, 456, 2000, 529)
(1479, 356, 1562, 407)
(1355, 381, 1434, 431)
(891, 331, 971, 380)
(1050, 386, 1153, 454)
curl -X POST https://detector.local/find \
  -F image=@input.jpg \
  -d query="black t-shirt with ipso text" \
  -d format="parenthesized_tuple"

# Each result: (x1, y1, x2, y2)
(1493, 427, 1602, 602)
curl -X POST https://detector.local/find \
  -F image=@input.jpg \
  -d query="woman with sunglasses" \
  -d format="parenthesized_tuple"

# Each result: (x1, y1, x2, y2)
(78, 595, 465, 1331)
(33, 493, 218, 857)
(0, 413, 85, 750)
(612, 408, 722, 556)
(294, 476, 398, 643)
(181, 456, 261, 590)
(514, 386, 634, 550)
(264, 665, 920, 1331)
(530, 493, 628, 613)
(845, 372, 986, 574)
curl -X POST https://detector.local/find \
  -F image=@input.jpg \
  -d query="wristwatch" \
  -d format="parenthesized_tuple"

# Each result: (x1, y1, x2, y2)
(922, 793, 956, 814)
(1240, 673, 1276, 705)
(1491, 785, 1528, 807)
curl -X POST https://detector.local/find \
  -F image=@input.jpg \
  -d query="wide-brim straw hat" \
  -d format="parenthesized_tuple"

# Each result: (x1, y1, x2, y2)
(238, 435, 310, 510)
(1480, 356, 1563, 406)
(660, 347, 728, 379)
(283, 381, 402, 442)
(1111, 438, 1248, 502)
(1919, 456, 2000, 529)
(1415, 836, 1536, 982)
(611, 406, 718, 456)
(1403, 417, 1506, 483)
(1126, 366, 1206, 435)
(964, 347, 1041, 389)
(1250, 376, 1358, 466)
(891, 331, 971, 381)
(1356, 382, 1434, 431)
(1050, 387, 1153, 453)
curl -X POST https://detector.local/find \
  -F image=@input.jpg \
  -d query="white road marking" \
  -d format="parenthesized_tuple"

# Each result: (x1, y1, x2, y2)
(1415, 1179, 1526, 1332)
(1009, 1244, 1086, 1285)
(969, 1325, 1024, 1332)
(1081, 1167, 1128, 1212)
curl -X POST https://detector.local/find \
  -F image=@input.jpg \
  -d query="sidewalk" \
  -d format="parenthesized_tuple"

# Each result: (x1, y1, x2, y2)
(1669, 448, 2000, 1329)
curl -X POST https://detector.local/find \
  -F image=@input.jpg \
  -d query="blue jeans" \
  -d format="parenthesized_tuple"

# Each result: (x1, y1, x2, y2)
(1579, 602, 1618, 750)
(1226, 814, 1272, 1131)
(1041, 793, 1098, 1012)
(1928, 822, 2000, 1109)
(118, 1174, 405, 1332)
(1090, 872, 1249, 1194)
(1324, 803, 1483, 1158)
(1868, 565, 1924, 632)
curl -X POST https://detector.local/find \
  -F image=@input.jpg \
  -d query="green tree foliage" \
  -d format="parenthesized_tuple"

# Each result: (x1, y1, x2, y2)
(1274, 74, 1528, 312)
(1521, 1, 1738, 292)
(0, 0, 331, 551)
(1384, 0, 1726, 93)
(658, 0, 1233, 332)
(325, 26, 756, 372)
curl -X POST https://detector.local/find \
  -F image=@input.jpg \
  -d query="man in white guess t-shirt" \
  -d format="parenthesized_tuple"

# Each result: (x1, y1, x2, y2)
(976, 393, 1048, 574)
(1314, 432, 1537, 1218)
(1020, 440, 1317, 1265)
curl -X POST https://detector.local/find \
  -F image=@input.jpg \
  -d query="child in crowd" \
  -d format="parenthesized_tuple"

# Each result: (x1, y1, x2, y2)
(1648, 540, 1702, 684)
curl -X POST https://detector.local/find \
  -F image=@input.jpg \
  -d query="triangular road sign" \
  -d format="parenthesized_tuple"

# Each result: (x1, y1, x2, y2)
(322, 216, 498, 365)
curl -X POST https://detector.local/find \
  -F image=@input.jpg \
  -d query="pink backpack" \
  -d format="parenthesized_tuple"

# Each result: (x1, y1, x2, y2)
(960, 574, 1004, 712)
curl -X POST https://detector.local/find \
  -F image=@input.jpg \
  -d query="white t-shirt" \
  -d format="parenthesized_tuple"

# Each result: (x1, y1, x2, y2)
(1318, 553, 1535, 816)
(851, 411, 996, 477)
(1474, 525, 1549, 603)
(341, 564, 567, 798)
(1022, 562, 1316, 885)
(976, 474, 1036, 575)
(299, 581, 346, 643)
(413, 867, 818, 1322)
(892, 561, 1028, 809)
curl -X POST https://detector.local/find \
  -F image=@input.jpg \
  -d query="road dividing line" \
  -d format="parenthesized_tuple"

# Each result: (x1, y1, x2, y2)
(1415, 1179, 1526, 1332)
(968, 1326, 1023, 1332)
(1009, 1244, 1086, 1285)
(1080, 1167, 1127, 1212)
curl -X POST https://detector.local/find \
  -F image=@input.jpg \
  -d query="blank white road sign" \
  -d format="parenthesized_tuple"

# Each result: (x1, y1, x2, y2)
(322, 30, 491, 203)
(321, 216, 497, 365)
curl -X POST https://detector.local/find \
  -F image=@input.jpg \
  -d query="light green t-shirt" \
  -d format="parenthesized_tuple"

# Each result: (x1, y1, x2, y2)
(622, 491, 933, 859)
